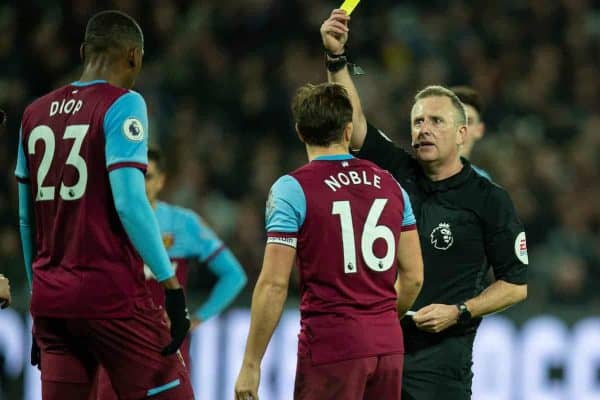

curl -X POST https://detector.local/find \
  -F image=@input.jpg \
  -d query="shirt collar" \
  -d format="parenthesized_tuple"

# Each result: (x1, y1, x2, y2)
(418, 157, 473, 193)
(71, 80, 108, 87)
(312, 154, 354, 161)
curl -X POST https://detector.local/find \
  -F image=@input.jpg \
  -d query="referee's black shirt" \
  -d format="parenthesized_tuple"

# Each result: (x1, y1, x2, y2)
(357, 123, 528, 350)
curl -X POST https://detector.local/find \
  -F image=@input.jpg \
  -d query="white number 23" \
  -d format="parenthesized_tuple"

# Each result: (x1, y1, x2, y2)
(27, 124, 89, 201)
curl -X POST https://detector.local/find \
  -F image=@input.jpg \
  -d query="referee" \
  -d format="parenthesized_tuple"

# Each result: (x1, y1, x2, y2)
(321, 10, 528, 399)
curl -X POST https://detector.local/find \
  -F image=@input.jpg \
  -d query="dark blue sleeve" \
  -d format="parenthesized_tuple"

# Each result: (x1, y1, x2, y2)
(109, 168, 174, 282)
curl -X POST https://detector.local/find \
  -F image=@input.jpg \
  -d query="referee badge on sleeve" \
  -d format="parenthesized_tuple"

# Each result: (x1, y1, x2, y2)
(514, 232, 529, 264)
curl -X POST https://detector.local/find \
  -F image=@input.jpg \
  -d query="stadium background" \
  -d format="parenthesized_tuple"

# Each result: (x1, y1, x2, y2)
(0, 0, 598, 399)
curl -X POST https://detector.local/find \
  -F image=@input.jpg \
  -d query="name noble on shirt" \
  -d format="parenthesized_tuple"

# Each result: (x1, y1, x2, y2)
(324, 170, 382, 192)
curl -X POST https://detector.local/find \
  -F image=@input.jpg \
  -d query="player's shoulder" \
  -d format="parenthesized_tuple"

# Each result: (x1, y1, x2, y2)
(355, 157, 391, 174)
(23, 85, 71, 116)
(108, 89, 147, 110)
(270, 173, 303, 194)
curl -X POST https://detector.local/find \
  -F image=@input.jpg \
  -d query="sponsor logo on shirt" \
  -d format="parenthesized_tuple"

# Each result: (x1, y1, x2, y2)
(267, 236, 297, 248)
(430, 222, 454, 250)
(122, 117, 144, 141)
(514, 231, 529, 264)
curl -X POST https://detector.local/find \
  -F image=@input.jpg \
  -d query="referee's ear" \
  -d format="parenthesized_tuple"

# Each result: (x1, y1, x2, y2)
(456, 124, 467, 146)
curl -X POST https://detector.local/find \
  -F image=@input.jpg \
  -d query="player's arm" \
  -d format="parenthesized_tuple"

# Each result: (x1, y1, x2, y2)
(15, 127, 35, 290)
(465, 188, 528, 318)
(109, 169, 178, 286)
(236, 243, 295, 399)
(105, 91, 188, 354)
(321, 9, 367, 150)
(236, 175, 305, 399)
(196, 250, 247, 321)
(394, 187, 423, 316)
(187, 214, 247, 322)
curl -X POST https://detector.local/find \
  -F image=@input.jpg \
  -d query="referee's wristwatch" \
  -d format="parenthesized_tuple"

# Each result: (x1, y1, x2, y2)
(455, 302, 472, 325)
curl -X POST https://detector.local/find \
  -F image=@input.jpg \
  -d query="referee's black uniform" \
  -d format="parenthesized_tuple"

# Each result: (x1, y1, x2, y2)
(357, 123, 528, 400)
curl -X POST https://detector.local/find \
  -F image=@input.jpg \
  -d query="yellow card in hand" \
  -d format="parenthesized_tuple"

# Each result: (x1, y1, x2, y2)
(340, 0, 361, 15)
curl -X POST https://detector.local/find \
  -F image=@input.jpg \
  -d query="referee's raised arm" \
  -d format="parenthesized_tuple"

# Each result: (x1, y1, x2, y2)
(320, 9, 367, 151)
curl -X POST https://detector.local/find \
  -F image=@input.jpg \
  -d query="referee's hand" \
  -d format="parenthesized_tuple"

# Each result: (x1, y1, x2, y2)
(413, 304, 459, 333)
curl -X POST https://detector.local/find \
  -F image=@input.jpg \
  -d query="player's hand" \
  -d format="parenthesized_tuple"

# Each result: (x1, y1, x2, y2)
(320, 9, 350, 56)
(0, 274, 11, 309)
(235, 363, 260, 400)
(31, 334, 41, 369)
(161, 288, 191, 355)
(191, 317, 202, 331)
(412, 304, 459, 333)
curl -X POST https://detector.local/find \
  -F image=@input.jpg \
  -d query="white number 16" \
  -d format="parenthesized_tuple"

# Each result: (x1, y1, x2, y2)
(332, 198, 396, 274)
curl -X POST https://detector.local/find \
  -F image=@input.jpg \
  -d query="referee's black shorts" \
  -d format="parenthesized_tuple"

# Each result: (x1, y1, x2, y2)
(402, 333, 475, 400)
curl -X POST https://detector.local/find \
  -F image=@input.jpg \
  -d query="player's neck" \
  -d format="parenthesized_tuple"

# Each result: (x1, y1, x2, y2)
(79, 61, 129, 89)
(306, 144, 350, 161)
(421, 156, 464, 181)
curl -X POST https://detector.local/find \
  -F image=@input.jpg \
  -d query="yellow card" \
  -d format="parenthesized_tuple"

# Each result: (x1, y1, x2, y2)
(340, 0, 361, 15)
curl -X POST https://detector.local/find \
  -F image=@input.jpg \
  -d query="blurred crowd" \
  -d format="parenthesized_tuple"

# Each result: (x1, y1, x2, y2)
(0, 0, 598, 311)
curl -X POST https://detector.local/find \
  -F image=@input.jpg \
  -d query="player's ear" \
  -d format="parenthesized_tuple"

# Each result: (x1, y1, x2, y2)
(127, 48, 136, 68)
(343, 121, 353, 143)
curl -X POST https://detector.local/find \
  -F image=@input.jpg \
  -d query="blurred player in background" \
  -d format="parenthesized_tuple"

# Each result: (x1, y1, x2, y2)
(235, 83, 423, 400)
(0, 274, 10, 308)
(144, 147, 247, 356)
(15, 10, 193, 400)
(322, 9, 528, 399)
(451, 86, 491, 180)
(95, 147, 247, 399)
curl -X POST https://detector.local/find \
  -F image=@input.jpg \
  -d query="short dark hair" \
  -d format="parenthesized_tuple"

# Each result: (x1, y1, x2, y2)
(83, 10, 143, 58)
(291, 83, 353, 146)
(148, 146, 166, 172)
(414, 85, 467, 126)
(450, 86, 483, 116)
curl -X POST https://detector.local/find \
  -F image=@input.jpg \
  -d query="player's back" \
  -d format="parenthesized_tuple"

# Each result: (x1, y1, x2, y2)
(276, 155, 413, 363)
(17, 81, 148, 318)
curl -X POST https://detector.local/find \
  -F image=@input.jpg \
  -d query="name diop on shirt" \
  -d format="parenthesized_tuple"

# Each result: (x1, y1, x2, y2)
(50, 98, 84, 116)
(324, 170, 382, 192)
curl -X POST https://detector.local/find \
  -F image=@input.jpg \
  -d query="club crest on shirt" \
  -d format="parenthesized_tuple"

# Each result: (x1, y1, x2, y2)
(430, 222, 454, 250)
(514, 231, 529, 264)
(122, 117, 145, 141)
(162, 233, 174, 249)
